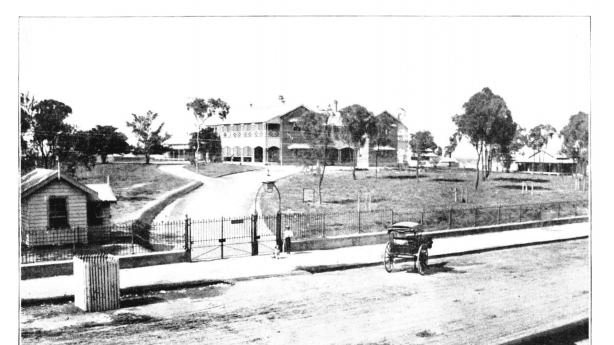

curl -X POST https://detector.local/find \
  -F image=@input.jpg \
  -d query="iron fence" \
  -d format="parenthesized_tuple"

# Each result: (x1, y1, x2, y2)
(21, 199, 588, 264)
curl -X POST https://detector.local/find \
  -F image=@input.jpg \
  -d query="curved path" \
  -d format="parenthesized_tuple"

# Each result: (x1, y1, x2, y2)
(154, 164, 301, 222)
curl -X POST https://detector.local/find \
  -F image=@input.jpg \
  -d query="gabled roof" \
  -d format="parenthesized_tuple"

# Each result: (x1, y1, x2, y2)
(377, 111, 407, 130)
(514, 150, 575, 164)
(206, 104, 311, 126)
(21, 168, 115, 201)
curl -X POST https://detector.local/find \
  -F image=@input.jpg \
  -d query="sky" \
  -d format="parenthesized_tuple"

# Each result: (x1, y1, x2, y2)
(18, 16, 590, 154)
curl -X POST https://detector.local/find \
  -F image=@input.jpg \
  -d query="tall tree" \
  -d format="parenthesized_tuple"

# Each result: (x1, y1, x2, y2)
(20, 93, 37, 172)
(452, 87, 513, 189)
(186, 98, 230, 172)
(56, 127, 97, 176)
(189, 127, 222, 163)
(527, 124, 557, 171)
(87, 125, 129, 163)
(409, 131, 437, 181)
(29, 99, 74, 169)
(560, 111, 589, 175)
(340, 104, 375, 180)
(296, 111, 333, 204)
(498, 126, 526, 172)
(444, 133, 460, 158)
(370, 114, 396, 179)
(485, 111, 517, 177)
(126, 111, 171, 164)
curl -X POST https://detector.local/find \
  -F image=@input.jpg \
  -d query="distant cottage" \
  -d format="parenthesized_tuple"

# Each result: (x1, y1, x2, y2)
(20, 168, 117, 246)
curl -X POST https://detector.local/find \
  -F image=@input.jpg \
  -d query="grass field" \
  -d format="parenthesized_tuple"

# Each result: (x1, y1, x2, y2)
(183, 163, 262, 178)
(74, 164, 191, 221)
(260, 168, 588, 215)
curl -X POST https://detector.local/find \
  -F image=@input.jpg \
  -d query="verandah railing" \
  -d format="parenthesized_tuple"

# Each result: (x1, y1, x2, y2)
(21, 199, 588, 264)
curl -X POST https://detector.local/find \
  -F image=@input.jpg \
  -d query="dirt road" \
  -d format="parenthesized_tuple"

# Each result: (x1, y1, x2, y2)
(21, 239, 588, 345)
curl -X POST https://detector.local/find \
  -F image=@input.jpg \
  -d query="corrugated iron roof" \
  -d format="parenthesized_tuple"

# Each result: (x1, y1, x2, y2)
(86, 184, 118, 202)
(21, 168, 57, 194)
(21, 168, 116, 202)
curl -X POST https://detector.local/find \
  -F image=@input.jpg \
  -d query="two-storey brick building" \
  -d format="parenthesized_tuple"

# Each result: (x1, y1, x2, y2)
(203, 104, 406, 167)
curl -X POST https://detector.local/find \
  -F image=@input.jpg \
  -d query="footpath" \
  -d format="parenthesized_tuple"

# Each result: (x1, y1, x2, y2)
(20, 221, 588, 304)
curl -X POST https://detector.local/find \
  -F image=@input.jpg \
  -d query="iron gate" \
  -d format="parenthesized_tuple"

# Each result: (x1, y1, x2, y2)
(187, 214, 280, 261)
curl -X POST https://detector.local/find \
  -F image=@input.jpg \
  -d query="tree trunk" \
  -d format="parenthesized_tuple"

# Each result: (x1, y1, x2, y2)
(475, 144, 482, 190)
(319, 161, 326, 204)
(352, 147, 358, 180)
(375, 146, 379, 179)
(145, 153, 150, 164)
(101, 154, 107, 164)
(195, 125, 200, 172)
(415, 154, 420, 181)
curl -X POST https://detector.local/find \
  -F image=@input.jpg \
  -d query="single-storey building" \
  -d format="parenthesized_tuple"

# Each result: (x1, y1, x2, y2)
(21, 168, 117, 246)
(514, 150, 576, 174)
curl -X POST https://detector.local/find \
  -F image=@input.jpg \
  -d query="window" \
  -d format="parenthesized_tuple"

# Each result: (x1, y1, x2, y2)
(48, 197, 68, 229)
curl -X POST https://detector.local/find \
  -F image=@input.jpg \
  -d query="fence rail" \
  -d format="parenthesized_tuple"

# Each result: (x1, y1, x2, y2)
(21, 199, 588, 264)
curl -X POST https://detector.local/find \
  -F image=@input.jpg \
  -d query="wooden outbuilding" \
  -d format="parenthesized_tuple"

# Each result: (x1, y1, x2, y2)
(21, 168, 117, 246)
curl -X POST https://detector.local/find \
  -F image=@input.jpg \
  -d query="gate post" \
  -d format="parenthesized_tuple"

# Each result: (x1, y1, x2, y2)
(276, 211, 283, 250)
(251, 214, 259, 256)
(184, 215, 192, 263)
(474, 208, 478, 227)
(358, 210, 362, 233)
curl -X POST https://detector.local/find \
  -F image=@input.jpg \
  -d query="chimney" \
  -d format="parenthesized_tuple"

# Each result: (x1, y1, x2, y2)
(107, 175, 110, 185)
(334, 100, 338, 112)
(57, 161, 61, 179)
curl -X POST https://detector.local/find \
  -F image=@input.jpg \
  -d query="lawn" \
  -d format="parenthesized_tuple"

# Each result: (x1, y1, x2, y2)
(74, 164, 191, 222)
(260, 167, 589, 215)
(183, 163, 262, 178)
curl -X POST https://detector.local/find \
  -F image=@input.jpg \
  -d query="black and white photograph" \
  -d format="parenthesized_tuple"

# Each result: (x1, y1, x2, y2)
(9, 2, 605, 344)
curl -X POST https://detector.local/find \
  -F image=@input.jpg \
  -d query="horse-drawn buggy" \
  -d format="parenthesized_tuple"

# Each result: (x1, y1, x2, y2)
(384, 221, 433, 274)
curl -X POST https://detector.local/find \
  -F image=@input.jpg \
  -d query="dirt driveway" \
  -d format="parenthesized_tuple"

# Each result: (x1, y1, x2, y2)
(21, 239, 589, 345)
(153, 165, 300, 222)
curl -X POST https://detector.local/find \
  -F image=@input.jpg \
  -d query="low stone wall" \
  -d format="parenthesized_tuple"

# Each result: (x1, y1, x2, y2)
(135, 180, 203, 225)
(291, 216, 589, 251)
(21, 250, 186, 280)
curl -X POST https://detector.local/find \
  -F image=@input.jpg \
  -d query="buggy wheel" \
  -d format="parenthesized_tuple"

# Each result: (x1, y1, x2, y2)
(384, 242, 394, 273)
(417, 245, 429, 275)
